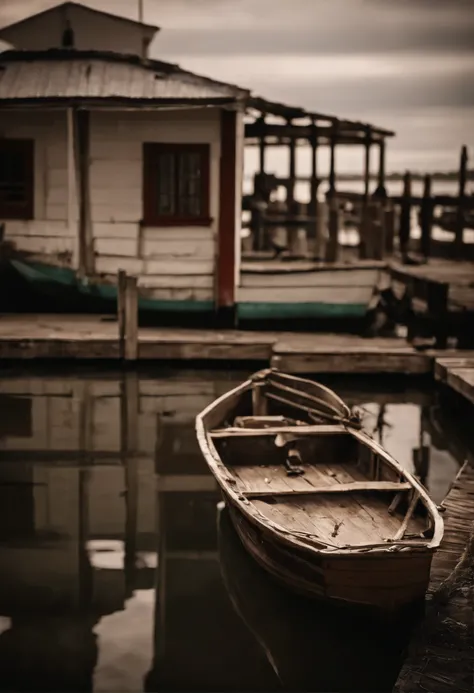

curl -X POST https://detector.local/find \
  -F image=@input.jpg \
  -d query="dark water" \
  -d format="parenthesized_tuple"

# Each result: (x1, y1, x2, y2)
(0, 368, 467, 692)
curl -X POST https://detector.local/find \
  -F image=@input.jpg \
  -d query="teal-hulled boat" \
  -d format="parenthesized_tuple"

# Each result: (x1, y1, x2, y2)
(237, 260, 384, 321)
(11, 259, 214, 314)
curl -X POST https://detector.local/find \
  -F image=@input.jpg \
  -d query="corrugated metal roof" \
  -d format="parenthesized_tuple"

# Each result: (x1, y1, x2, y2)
(0, 51, 249, 103)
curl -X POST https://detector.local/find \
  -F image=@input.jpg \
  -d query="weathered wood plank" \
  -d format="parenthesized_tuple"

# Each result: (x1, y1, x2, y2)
(243, 481, 411, 498)
(393, 462, 474, 693)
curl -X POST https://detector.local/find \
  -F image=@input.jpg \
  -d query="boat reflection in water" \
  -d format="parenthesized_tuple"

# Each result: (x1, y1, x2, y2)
(217, 501, 418, 692)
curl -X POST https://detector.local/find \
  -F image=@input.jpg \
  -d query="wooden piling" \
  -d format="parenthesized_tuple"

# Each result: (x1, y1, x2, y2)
(325, 198, 339, 262)
(287, 119, 296, 212)
(309, 121, 319, 219)
(363, 128, 371, 201)
(315, 200, 329, 258)
(384, 203, 396, 255)
(399, 171, 412, 260)
(374, 140, 387, 199)
(419, 174, 433, 259)
(455, 145, 468, 254)
(363, 201, 385, 260)
(117, 269, 138, 361)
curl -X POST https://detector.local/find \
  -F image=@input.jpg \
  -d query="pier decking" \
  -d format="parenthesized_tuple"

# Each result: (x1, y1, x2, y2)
(388, 259, 474, 347)
(1, 313, 474, 374)
(394, 462, 474, 693)
(393, 355, 474, 693)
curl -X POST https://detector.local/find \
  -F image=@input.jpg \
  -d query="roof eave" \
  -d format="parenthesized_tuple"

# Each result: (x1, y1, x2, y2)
(0, 96, 241, 109)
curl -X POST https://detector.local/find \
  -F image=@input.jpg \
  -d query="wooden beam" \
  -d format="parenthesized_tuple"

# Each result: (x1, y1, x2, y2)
(287, 119, 296, 208)
(420, 174, 433, 259)
(455, 145, 468, 253)
(363, 129, 371, 201)
(75, 109, 93, 276)
(217, 109, 237, 311)
(328, 126, 337, 197)
(309, 122, 319, 217)
(243, 481, 412, 499)
(374, 140, 387, 198)
(257, 115, 266, 173)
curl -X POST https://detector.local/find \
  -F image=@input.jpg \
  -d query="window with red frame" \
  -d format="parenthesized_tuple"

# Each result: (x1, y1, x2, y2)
(0, 139, 34, 220)
(143, 142, 211, 226)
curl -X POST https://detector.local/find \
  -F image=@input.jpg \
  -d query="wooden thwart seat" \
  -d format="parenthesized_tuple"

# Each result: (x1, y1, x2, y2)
(242, 480, 411, 499)
(210, 424, 347, 437)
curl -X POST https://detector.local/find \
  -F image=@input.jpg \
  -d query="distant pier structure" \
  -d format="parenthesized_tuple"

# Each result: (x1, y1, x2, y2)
(242, 96, 395, 257)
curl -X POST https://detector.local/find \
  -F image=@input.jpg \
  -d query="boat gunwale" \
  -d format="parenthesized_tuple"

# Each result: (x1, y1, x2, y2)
(195, 370, 444, 557)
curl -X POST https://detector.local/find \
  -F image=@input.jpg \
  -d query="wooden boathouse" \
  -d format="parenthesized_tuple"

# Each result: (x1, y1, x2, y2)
(0, 1, 395, 324)
(0, 1, 248, 319)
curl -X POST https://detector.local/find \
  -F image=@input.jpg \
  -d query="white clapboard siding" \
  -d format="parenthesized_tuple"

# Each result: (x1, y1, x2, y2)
(240, 268, 380, 289)
(94, 237, 138, 258)
(139, 274, 214, 289)
(4, 221, 74, 237)
(140, 287, 213, 301)
(142, 238, 215, 259)
(95, 256, 144, 276)
(0, 111, 73, 260)
(4, 234, 75, 255)
(93, 223, 140, 240)
(144, 259, 214, 276)
(237, 285, 375, 305)
(140, 227, 214, 242)
(89, 110, 221, 297)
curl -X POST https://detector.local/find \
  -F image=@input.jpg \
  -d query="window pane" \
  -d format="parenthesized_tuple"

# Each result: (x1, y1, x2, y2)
(0, 150, 28, 204)
(178, 151, 202, 216)
(155, 152, 176, 215)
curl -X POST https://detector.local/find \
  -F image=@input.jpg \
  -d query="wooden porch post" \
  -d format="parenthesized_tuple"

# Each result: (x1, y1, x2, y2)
(309, 121, 319, 217)
(363, 128, 371, 202)
(455, 145, 468, 253)
(217, 108, 237, 318)
(374, 139, 387, 198)
(75, 109, 94, 276)
(258, 116, 266, 174)
(287, 119, 296, 211)
(327, 124, 337, 198)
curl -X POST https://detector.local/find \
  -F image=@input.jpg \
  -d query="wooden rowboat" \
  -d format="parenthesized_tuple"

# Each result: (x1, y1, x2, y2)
(196, 369, 444, 613)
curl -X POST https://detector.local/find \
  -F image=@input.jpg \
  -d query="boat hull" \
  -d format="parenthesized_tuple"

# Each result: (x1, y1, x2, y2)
(238, 266, 381, 320)
(227, 499, 433, 614)
(10, 259, 213, 314)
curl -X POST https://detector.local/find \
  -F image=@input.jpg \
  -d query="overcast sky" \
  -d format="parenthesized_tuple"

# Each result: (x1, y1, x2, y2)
(1, 0, 473, 173)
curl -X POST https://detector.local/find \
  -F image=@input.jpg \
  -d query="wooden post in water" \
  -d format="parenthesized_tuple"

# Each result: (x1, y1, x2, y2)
(455, 145, 468, 254)
(383, 202, 396, 256)
(363, 201, 385, 260)
(420, 174, 433, 260)
(287, 119, 296, 213)
(117, 269, 138, 360)
(121, 371, 139, 593)
(399, 171, 412, 261)
(327, 124, 337, 199)
(309, 121, 319, 219)
(372, 201, 386, 260)
(374, 140, 387, 199)
(315, 200, 329, 259)
(258, 115, 266, 174)
(363, 128, 371, 202)
(325, 197, 339, 262)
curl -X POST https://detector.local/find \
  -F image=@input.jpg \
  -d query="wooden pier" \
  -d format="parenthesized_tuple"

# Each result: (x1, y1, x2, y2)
(394, 355, 474, 693)
(2, 313, 474, 374)
(435, 356, 474, 405)
(388, 259, 474, 348)
(394, 462, 474, 693)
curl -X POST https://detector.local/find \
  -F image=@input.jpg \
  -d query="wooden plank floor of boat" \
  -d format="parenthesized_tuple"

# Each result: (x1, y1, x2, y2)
(231, 461, 425, 548)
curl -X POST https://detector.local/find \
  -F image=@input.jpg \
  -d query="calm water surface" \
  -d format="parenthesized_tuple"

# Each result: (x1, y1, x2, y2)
(0, 368, 466, 692)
